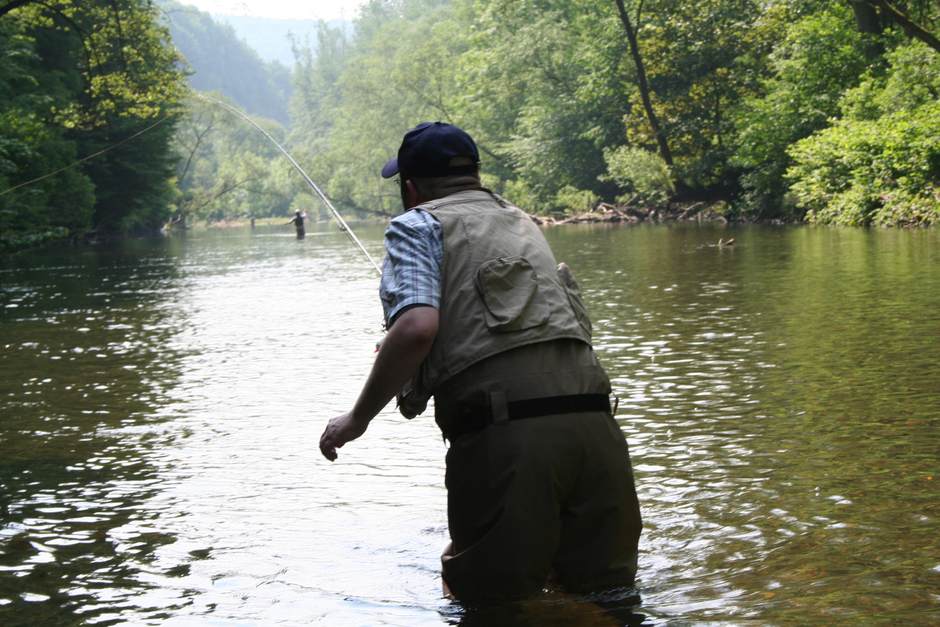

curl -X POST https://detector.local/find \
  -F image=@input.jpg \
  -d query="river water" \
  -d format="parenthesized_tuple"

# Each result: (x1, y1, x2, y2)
(1, 223, 938, 625)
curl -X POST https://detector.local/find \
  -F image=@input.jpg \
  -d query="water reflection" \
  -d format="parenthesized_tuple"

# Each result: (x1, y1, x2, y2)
(547, 224, 940, 623)
(2, 223, 939, 624)
(1, 240, 191, 624)
(444, 589, 647, 626)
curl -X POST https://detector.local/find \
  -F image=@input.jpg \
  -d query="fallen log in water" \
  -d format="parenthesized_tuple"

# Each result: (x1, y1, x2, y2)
(532, 200, 732, 225)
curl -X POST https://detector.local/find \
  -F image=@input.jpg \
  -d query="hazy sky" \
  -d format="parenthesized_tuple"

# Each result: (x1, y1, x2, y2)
(183, 0, 367, 20)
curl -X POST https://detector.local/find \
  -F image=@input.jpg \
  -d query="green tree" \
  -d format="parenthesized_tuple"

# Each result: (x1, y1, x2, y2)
(787, 41, 940, 226)
(731, 4, 871, 218)
(455, 0, 628, 210)
(173, 94, 293, 223)
(0, 0, 185, 247)
(0, 20, 94, 247)
(276, 0, 939, 226)
(290, 0, 467, 215)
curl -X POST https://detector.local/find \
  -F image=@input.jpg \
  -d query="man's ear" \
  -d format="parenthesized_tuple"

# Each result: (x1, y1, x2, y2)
(403, 179, 421, 209)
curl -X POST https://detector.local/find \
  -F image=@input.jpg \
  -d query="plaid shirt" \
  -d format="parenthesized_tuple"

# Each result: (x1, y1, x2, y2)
(379, 208, 443, 328)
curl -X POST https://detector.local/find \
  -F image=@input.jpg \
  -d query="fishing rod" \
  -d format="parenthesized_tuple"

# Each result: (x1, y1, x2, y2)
(199, 94, 382, 277)
(0, 116, 170, 198)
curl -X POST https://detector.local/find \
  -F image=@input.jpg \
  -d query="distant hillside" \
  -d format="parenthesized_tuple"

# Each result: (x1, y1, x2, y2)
(216, 15, 350, 67)
(159, 1, 292, 125)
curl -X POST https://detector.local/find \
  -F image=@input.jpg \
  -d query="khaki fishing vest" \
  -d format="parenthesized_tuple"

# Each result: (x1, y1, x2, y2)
(413, 189, 594, 398)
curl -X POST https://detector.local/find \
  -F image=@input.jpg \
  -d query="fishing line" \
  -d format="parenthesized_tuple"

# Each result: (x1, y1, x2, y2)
(2, 93, 383, 278)
(0, 115, 170, 197)
(199, 94, 383, 277)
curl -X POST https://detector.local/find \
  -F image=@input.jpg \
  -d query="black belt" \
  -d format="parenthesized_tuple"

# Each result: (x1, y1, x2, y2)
(439, 393, 612, 442)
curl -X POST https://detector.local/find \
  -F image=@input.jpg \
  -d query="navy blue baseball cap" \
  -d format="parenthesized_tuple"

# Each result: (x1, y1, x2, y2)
(381, 121, 480, 179)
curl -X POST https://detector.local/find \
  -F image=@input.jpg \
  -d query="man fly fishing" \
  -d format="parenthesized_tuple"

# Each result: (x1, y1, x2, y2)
(288, 210, 306, 239)
(319, 122, 642, 602)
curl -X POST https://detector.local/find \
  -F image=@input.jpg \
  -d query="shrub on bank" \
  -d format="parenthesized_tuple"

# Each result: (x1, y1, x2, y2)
(786, 43, 940, 227)
(0, 226, 69, 253)
(555, 185, 600, 215)
(602, 146, 675, 206)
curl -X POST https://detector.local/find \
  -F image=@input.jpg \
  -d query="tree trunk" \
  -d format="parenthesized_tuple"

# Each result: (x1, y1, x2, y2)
(850, 1, 884, 34)
(613, 0, 673, 166)
(849, 1, 885, 59)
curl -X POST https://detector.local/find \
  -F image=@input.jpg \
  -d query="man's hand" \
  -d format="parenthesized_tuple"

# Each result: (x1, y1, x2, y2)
(319, 412, 369, 461)
(318, 306, 439, 463)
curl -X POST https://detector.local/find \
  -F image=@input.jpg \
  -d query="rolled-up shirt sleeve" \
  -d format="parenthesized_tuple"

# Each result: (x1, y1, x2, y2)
(379, 210, 443, 328)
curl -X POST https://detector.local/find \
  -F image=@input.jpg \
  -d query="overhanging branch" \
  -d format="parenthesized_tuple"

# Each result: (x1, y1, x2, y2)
(865, 0, 940, 53)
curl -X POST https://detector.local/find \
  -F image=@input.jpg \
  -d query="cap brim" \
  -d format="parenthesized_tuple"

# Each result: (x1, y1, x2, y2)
(381, 157, 399, 179)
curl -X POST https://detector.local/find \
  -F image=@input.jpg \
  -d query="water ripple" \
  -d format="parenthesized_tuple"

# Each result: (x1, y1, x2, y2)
(2, 224, 938, 624)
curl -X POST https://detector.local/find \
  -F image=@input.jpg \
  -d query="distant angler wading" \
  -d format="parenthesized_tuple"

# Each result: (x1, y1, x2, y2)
(288, 210, 306, 239)
(318, 121, 642, 602)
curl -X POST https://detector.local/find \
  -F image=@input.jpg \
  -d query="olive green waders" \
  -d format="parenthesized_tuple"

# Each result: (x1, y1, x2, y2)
(435, 341, 642, 602)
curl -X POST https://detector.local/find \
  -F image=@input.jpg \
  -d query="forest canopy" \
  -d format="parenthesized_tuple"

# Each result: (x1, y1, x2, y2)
(1, 0, 938, 251)
(281, 0, 938, 225)
(0, 0, 185, 250)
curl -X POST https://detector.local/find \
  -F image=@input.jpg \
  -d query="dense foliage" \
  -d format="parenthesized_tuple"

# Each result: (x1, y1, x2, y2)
(0, 0, 185, 251)
(788, 41, 940, 226)
(2, 0, 937, 251)
(285, 0, 938, 224)
(172, 94, 298, 222)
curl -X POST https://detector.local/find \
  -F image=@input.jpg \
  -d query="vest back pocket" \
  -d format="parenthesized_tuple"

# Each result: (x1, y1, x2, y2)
(475, 256, 550, 332)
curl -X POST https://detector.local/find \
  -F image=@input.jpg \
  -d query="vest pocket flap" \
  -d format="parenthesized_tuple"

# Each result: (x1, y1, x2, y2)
(475, 256, 550, 332)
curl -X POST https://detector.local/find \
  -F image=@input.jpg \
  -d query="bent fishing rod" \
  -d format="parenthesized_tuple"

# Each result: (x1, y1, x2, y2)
(199, 94, 382, 277)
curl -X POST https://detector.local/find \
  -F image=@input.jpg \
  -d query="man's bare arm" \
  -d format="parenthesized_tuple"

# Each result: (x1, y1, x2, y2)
(319, 306, 439, 461)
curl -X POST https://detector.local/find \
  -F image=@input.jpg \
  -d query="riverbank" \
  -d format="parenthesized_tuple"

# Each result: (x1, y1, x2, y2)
(168, 216, 377, 231)
(0, 228, 71, 255)
(3, 198, 926, 257)
(533, 200, 773, 226)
